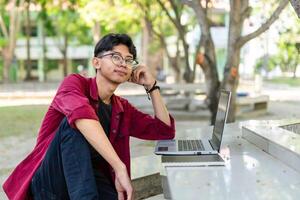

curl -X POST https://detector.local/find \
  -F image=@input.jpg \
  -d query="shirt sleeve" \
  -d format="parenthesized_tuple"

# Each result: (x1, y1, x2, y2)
(126, 101, 176, 140)
(51, 74, 99, 128)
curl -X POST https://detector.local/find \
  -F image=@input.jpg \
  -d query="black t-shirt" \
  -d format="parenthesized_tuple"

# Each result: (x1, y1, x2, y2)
(97, 99, 112, 137)
(88, 99, 112, 179)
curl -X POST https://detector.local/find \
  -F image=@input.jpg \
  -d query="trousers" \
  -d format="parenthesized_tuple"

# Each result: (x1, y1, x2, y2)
(30, 117, 118, 200)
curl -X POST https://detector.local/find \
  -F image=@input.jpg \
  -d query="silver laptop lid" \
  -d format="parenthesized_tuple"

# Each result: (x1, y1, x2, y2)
(210, 90, 231, 152)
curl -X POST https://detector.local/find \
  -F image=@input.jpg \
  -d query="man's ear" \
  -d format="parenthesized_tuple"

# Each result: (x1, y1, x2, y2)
(92, 57, 101, 70)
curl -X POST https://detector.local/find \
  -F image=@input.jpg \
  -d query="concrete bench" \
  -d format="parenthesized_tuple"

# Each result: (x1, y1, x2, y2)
(165, 93, 269, 118)
(236, 95, 269, 117)
(160, 83, 205, 111)
(160, 83, 205, 96)
(131, 155, 163, 199)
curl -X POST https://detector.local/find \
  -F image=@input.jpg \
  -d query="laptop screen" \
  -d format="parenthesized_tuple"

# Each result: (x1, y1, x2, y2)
(210, 90, 231, 152)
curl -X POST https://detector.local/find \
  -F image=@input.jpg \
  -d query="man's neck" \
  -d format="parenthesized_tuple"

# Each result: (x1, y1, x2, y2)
(96, 75, 118, 104)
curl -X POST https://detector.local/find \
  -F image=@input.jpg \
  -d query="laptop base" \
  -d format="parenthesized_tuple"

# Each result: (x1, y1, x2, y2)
(161, 154, 225, 167)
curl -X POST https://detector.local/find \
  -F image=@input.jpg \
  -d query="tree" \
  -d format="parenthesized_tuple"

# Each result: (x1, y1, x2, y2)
(276, 5, 300, 78)
(36, 0, 50, 81)
(0, 0, 25, 83)
(276, 41, 300, 78)
(24, 0, 32, 80)
(182, 0, 289, 123)
(255, 3, 300, 78)
(156, 0, 195, 82)
(43, 0, 92, 77)
(135, 0, 182, 81)
(79, 0, 141, 44)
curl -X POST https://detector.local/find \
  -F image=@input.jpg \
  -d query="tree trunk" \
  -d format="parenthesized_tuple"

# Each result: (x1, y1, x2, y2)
(92, 21, 101, 44)
(221, 49, 241, 122)
(157, 0, 192, 82)
(198, 36, 220, 124)
(25, 0, 32, 80)
(2, 49, 13, 83)
(289, 0, 300, 18)
(156, 33, 181, 82)
(62, 35, 68, 77)
(293, 64, 297, 78)
(41, 19, 47, 81)
(292, 52, 299, 78)
(182, 40, 192, 82)
(142, 17, 152, 67)
(1, 0, 24, 83)
(221, 0, 245, 123)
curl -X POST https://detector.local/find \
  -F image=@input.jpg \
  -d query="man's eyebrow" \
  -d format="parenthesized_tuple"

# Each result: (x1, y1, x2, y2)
(112, 51, 133, 59)
(125, 55, 133, 59)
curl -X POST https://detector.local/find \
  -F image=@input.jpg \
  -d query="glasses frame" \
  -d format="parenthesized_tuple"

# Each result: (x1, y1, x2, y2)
(97, 52, 139, 70)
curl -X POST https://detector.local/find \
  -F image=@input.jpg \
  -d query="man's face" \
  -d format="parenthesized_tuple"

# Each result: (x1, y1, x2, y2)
(94, 44, 134, 84)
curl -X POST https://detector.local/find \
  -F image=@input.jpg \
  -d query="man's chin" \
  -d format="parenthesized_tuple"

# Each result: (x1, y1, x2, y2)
(110, 78, 128, 85)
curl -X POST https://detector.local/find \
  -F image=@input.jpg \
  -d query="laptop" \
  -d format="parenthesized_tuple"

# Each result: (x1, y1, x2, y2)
(155, 90, 231, 155)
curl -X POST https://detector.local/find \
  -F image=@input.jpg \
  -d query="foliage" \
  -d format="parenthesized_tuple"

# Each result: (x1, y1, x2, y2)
(0, 37, 8, 48)
(255, 55, 278, 73)
(255, 5, 300, 75)
(0, 2, 9, 48)
(43, 0, 93, 45)
(135, 0, 179, 54)
(255, 43, 299, 75)
(276, 40, 299, 73)
(275, 5, 300, 75)
(265, 77, 300, 86)
(78, 0, 142, 36)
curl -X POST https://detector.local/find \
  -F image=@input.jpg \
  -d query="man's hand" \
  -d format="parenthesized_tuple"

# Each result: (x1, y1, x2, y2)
(129, 64, 156, 90)
(114, 164, 133, 200)
(75, 119, 134, 199)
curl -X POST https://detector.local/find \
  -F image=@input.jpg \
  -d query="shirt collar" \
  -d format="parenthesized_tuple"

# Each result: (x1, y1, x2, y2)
(111, 95, 124, 114)
(90, 77, 99, 101)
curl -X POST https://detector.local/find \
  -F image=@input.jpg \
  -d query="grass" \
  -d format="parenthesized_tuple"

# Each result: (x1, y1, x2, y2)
(265, 77, 300, 87)
(0, 105, 48, 138)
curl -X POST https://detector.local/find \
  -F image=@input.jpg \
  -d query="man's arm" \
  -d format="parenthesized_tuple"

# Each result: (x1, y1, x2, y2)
(75, 119, 133, 200)
(149, 88, 171, 126)
(131, 65, 171, 126)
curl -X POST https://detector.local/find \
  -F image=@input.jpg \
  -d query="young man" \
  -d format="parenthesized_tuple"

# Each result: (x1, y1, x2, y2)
(3, 33, 175, 200)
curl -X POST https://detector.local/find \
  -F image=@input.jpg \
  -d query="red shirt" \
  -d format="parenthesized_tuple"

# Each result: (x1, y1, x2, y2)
(3, 74, 175, 200)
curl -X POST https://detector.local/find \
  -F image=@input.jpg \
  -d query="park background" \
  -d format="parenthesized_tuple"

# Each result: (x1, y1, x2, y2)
(0, 0, 300, 199)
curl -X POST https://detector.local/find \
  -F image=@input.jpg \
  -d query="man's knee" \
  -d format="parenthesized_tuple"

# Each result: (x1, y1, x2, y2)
(58, 117, 86, 143)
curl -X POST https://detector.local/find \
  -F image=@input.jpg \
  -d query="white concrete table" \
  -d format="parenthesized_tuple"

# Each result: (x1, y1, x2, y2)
(162, 123, 300, 200)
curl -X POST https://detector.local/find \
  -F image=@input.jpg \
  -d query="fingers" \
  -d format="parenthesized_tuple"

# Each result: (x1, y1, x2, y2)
(130, 64, 154, 88)
(116, 182, 133, 200)
(130, 66, 143, 84)
(115, 171, 133, 200)
(129, 70, 140, 83)
(126, 187, 133, 200)
(134, 66, 143, 81)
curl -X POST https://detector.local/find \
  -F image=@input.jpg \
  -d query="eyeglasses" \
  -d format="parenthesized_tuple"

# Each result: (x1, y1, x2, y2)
(97, 52, 139, 69)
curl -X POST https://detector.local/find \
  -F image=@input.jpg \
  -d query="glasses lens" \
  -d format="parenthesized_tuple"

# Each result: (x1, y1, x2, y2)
(131, 60, 139, 67)
(112, 54, 122, 65)
(110, 53, 138, 69)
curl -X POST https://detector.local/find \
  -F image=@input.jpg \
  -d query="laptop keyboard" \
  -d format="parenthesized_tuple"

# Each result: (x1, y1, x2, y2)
(178, 140, 205, 151)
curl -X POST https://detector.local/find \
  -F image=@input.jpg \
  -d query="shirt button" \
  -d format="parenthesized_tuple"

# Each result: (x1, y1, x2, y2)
(116, 116, 120, 120)
(112, 129, 116, 133)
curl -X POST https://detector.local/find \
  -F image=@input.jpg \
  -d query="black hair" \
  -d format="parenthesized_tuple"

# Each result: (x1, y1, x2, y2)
(94, 33, 137, 59)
